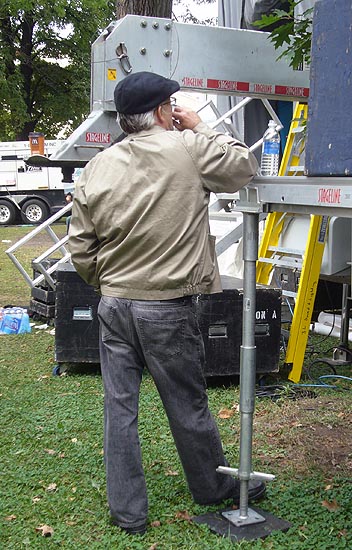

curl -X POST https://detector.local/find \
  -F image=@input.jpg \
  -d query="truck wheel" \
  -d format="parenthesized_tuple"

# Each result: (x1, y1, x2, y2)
(0, 200, 17, 225)
(21, 199, 49, 224)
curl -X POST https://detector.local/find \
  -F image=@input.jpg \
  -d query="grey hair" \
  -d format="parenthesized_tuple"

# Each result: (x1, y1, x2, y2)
(117, 110, 155, 134)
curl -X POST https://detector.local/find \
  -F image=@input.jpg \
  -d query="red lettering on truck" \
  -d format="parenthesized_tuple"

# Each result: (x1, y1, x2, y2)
(85, 132, 111, 143)
(318, 188, 341, 204)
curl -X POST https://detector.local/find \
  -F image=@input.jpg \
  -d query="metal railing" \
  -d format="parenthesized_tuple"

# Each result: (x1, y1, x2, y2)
(5, 202, 72, 289)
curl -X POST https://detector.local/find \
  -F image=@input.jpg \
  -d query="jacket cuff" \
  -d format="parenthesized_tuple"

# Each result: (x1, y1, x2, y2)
(192, 121, 215, 136)
(192, 121, 248, 148)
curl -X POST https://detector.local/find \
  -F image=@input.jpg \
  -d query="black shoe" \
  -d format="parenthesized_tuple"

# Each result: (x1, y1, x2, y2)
(232, 479, 266, 504)
(121, 524, 146, 536)
(111, 519, 146, 536)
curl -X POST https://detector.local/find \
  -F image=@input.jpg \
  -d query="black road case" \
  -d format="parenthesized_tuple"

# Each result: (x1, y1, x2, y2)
(54, 268, 281, 376)
(55, 263, 100, 364)
(195, 276, 281, 377)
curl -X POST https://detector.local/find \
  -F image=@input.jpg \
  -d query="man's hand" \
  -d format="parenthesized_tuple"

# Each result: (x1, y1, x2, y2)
(172, 106, 202, 131)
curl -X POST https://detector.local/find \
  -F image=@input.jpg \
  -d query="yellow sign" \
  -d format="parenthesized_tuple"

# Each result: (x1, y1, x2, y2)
(108, 69, 117, 81)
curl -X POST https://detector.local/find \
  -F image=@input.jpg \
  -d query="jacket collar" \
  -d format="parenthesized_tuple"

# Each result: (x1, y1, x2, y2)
(125, 125, 169, 140)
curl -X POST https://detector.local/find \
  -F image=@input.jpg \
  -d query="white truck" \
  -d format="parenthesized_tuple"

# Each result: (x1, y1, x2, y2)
(0, 139, 72, 225)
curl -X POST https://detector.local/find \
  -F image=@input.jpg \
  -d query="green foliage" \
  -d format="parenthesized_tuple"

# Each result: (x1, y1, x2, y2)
(0, 224, 351, 548)
(0, 0, 217, 141)
(0, 0, 115, 140)
(253, 0, 314, 70)
(0, 330, 351, 548)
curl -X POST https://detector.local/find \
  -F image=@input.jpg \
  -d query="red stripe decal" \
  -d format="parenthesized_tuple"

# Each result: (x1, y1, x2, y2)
(181, 77, 309, 98)
(207, 79, 249, 92)
(275, 85, 309, 97)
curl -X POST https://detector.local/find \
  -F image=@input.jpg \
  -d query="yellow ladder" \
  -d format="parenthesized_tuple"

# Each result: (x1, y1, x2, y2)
(257, 104, 329, 383)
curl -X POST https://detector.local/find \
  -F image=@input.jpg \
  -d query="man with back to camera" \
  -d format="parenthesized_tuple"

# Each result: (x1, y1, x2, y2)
(69, 71, 264, 536)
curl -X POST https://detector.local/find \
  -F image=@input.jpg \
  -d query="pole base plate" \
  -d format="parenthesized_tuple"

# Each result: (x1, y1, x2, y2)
(193, 506, 291, 542)
(222, 507, 266, 527)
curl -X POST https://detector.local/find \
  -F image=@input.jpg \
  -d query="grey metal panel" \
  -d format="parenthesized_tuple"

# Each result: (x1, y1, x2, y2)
(170, 24, 308, 100)
(217, 1, 244, 140)
(50, 111, 122, 165)
(91, 15, 309, 111)
(46, 15, 310, 166)
(92, 16, 173, 112)
(235, 176, 352, 217)
(218, 0, 242, 28)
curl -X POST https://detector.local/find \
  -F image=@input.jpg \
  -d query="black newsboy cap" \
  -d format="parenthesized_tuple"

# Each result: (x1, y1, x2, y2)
(114, 71, 180, 115)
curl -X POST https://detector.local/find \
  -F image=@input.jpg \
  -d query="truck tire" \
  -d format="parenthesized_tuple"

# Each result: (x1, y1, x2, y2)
(21, 198, 50, 224)
(0, 200, 17, 225)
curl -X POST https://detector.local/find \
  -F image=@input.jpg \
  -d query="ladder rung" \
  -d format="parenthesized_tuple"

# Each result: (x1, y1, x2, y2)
(267, 246, 304, 255)
(258, 257, 303, 268)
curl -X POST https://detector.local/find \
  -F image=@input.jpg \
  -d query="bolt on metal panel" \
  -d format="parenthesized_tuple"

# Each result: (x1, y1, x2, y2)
(92, 15, 173, 112)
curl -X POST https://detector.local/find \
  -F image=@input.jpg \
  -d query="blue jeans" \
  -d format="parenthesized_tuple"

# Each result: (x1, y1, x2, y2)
(98, 296, 236, 530)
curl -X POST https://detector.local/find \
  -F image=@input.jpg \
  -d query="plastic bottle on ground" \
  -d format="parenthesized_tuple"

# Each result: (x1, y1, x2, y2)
(0, 307, 31, 334)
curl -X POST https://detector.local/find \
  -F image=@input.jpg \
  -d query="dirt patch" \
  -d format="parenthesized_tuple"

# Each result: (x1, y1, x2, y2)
(307, 422, 351, 471)
(254, 395, 352, 478)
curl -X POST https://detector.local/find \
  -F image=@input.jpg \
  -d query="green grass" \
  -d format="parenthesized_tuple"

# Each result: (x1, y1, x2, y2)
(0, 225, 351, 548)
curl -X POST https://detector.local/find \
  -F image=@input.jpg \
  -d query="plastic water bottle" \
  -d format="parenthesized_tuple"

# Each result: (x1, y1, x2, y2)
(0, 307, 31, 335)
(260, 120, 280, 176)
(1, 309, 20, 334)
(18, 309, 31, 334)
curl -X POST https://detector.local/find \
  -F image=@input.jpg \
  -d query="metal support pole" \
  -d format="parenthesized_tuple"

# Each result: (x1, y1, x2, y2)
(217, 209, 273, 527)
(197, 195, 290, 539)
(329, 219, 352, 365)
(238, 210, 259, 518)
(339, 284, 350, 348)
(330, 282, 352, 364)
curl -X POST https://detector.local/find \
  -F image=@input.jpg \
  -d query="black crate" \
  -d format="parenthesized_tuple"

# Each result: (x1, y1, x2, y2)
(55, 263, 100, 363)
(30, 259, 60, 320)
(31, 286, 56, 304)
(29, 298, 55, 319)
(195, 276, 281, 377)
(31, 259, 59, 291)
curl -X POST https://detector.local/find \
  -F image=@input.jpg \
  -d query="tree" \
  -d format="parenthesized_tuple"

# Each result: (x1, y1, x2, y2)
(115, 0, 172, 18)
(115, 1, 216, 24)
(0, 1, 115, 141)
(0, 0, 216, 141)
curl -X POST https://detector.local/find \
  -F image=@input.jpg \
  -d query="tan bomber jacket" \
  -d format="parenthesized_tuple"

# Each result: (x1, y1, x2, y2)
(69, 122, 258, 299)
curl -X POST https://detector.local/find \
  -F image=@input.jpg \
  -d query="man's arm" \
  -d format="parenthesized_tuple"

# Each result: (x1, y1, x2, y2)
(173, 106, 258, 194)
(68, 171, 100, 289)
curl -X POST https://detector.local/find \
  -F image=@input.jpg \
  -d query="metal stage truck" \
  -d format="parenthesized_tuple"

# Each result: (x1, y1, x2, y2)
(14, 12, 310, 334)
(0, 136, 71, 225)
(26, 13, 309, 173)
(10, 11, 347, 357)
